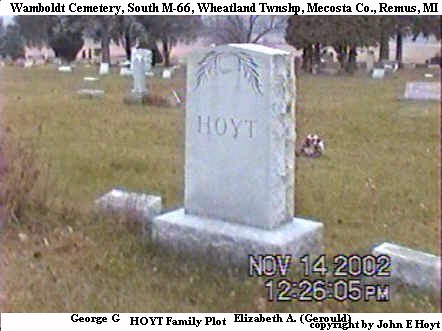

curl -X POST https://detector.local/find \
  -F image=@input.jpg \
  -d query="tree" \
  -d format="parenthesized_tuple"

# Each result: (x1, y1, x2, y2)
(411, 15, 441, 40)
(0, 24, 25, 60)
(82, 15, 122, 63)
(114, 16, 136, 61)
(389, 16, 440, 67)
(15, 16, 84, 62)
(286, 16, 377, 74)
(330, 17, 378, 73)
(285, 16, 327, 73)
(205, 15, 286, 44)
(0, 18, 5, 39)
(136, 16, 202, 67)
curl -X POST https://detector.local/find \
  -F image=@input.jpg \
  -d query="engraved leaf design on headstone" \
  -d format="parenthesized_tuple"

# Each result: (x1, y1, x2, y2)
(195, 50, 263, 96)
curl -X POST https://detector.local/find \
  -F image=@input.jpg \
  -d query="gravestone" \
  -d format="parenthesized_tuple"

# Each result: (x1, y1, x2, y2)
(152, 44, 323, 269)
(162, 68, 173, 79)
(366, 51, 375, 73)
(371, 68, 385, 79)
(381, 60, 399, 75)
(124, 49, 152, 104)
(403, 82, 440, 101)
(131, 49, 152, 75)
(373, 243, 441, 292)
(83, 76, 99, 82)
(58, 66, 72, 73)
(24, 60, 33, 68)
(77, 89, 105, 98)
(35, 58, 46, 66)
(99, 62, 109, 75)
(120, 59, 132, 76)
(120, 67, 132, 76)
(96, 189, 162, 236)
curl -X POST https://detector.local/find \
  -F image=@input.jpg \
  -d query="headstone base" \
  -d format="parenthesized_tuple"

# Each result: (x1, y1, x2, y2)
(124, 92, 149, 105)
(152, 208, 323, 271)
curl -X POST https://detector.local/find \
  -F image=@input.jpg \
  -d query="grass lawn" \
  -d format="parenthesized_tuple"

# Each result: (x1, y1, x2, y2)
(0, 64, 440, 312)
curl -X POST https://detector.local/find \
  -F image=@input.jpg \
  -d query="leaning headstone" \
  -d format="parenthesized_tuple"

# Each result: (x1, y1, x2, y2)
(58, 66, 72, 73)
(403, 82, 440, 101)
(124, 50, 152, 104)
(371, 68, 385, 79)
(152, 44, 323, 269)
(96, 189, 162, 235)
(372, 243, 441, 292)
(99, 62, 109, 75)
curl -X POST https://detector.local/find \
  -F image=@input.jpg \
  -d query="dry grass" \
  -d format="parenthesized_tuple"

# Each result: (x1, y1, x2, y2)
(0, 64, 440, 312)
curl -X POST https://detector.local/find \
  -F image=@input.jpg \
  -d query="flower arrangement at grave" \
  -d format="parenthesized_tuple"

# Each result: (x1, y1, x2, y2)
(297, 134, 325, 158)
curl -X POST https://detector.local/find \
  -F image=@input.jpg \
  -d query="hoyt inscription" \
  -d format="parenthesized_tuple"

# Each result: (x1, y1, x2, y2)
(197, 115, 257, 139)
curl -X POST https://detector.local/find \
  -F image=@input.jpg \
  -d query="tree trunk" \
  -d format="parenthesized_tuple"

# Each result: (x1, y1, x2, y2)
(162, 38, 170, 67)
(101, 31, 111, 64)
(346, 46, 357, 74)
(379, 30, 389, 61)
(336, 45, 347, 72)
(124, 31, 131, 61)
(395, 30, 403, 68)
(314, 43, 321, 67)
(302, 44, 313, 73)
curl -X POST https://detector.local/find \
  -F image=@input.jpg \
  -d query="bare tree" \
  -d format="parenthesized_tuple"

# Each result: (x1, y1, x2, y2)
(204, 15, 287, 44)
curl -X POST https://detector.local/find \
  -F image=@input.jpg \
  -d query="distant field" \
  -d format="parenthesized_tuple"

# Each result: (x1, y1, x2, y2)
(1, 64, 440, 312)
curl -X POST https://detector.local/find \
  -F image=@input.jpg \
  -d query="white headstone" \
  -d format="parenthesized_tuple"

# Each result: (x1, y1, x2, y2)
(24, 60, 33, 68)
(371, 68, 385, 79)
(162, 69, 172, 79)
(120, 67, 133, 76)
(185, 44, 295, 229)
(58, 66, 72, 73)
(83, 76, 99, 82)
(99, 62, 109, 75)
(131, 49, 152, 74)
(132, 56, 147, 95)
(366, 51, 375, 73)
(152, 44, 323, 268)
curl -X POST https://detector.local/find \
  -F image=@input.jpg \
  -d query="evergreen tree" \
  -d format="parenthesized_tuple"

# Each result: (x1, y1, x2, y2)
(15, 16, 84, 63)
(0, 24, 25, 60)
